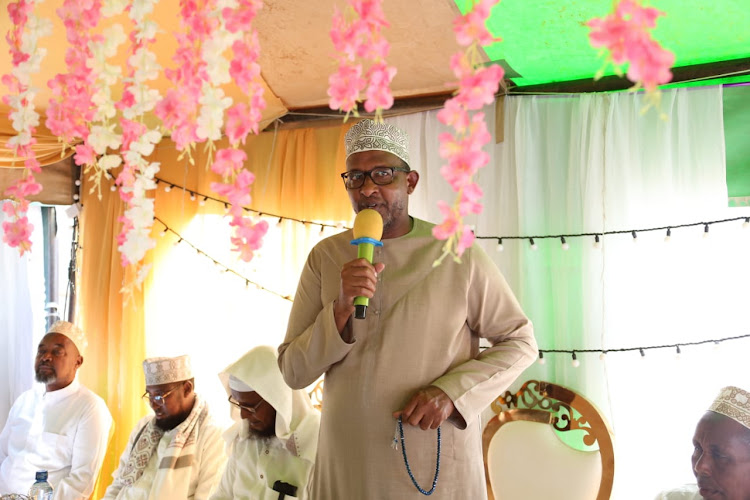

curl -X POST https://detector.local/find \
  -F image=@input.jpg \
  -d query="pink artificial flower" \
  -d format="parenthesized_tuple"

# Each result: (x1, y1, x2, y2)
(230, 37, 261, 92)
(458, 182, 483, 216)
(211, 148, 247, 176)
(328, 62, 366, 113)
(455, 224, 475, 257)
(364, 62, 396, 113)
(437, 98, 470, 132)
(456, 64, 504, 110)
(453, 0, 499, 47)
(432, 200, 459, 241)
(74, 143, 96, 166)
(225, 103, 253, 146)
(2, 214, 34, 254)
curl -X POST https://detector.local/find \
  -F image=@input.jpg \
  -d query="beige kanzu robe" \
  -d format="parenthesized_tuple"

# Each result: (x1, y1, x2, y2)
(279, 218, 537, 500)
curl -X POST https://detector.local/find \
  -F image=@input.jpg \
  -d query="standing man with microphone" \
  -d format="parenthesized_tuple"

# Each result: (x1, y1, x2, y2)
(278, 119, 537, 499)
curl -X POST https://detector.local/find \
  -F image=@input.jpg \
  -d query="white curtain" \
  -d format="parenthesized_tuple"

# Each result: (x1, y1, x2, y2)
(0, 204, 46, 429)
(389, 87, 750, 499)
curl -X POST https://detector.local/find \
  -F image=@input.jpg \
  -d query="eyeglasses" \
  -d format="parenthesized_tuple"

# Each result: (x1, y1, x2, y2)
(340, 166, 410, 190)
(142, 386, 179, 407)
(228, 395, 264, 414)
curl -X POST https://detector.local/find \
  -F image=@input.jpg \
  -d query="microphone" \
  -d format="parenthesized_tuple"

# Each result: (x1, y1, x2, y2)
(272, 480, 298, 499)
(350, 208, 383, 320)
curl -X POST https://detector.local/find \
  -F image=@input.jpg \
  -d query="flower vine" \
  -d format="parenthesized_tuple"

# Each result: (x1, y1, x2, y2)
(1, 0, 51, 255)
(587, 0, 674, 111)
(328, 0, 396, 121)
(433, 0, 503, 265)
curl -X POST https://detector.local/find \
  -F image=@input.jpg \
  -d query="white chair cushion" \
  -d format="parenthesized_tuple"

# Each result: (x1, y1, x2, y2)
(487, 420, 602, 500)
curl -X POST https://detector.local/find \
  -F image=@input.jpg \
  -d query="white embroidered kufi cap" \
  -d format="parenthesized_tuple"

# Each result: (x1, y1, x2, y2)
(345, 119, 410, 166)
(143, 355, 193, 386)
(709, 386, 750, 430)
(47, 320, 87, 357)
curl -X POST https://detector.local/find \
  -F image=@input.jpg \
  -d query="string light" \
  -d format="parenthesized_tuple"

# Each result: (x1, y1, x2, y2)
(475, 216, 750, 250)
(560, 236, 569, 250)
(110, 185, 116, 192)
(529, 238, 537, 250)
(639, 348, 646, 358)
(664, 227, 671, 243)
(276, 217, 283, 227)
(538, 351, 545, 365)
(599, 351, 607, 361)
(199, 196, 207, 207)
(496, 238, 504, 252)
(319, 225, 325, 236)
(164, 184, 172, 193)
(675, 345, 682, 359)
(571, 352, 580, 368)
(159, 228, 168, 237)
(189, 192, 196, 201)
(703, 223, 710, 239)
(153, 216, 292, 302)
(74, 179, 81, 186)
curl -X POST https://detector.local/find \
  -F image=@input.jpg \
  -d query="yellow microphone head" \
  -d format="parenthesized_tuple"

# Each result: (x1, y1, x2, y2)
(352, 209, 383, 241)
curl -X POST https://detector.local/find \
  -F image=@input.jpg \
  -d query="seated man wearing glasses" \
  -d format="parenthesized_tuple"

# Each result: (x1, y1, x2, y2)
(210, 346, 320, 500)
(103, 355, 225, 499)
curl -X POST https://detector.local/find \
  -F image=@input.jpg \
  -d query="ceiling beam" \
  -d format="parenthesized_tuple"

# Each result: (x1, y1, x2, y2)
(509, 57, 750, 94)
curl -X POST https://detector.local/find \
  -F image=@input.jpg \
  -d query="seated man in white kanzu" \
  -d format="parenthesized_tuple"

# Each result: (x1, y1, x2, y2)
(103, 355, 225, 500)
(0, 320, 113, 498)
(655, 386, 750, 500)
(210, 345, 320, 500)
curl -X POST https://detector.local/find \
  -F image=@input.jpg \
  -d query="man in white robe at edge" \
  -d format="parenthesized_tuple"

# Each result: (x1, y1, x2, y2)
(278, 119, 538, 499)
(210, 345, 320, 500)
(656, 386, 750, 500)
(102, 355, 225, 500)
(0, 321, 113, 498)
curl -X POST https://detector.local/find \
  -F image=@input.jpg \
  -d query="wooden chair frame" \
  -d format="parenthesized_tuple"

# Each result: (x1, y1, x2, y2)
(482, 380, 615, 500)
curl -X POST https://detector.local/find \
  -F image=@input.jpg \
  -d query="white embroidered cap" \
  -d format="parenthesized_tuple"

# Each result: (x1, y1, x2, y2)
(46, 320, 88, 357)
(345, 119, 410, 166)
(708, 386, 750, 430)
(143, 355, 193, 386)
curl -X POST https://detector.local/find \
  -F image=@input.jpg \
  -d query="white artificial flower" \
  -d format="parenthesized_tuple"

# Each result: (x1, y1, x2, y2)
(7, 131, 33, 147)
(130, 0, 158, 23)
(135, 20, 159, 43)
(89, 124, 122, 154)
(140, 161, 161, 179)
(11, 105, 40, 132)
(102, 0, 128, 17)
(102, 25, 126, 57)
(98, 154, 123, 171)
(130, 47, 160, 82)
(119, 228, 155, 265)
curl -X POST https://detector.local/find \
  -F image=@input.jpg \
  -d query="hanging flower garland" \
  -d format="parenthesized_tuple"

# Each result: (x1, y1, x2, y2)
(82, 0, 127, 198)
(45, 0, 101, 158)
(211, 0, 268, 262)
(328, 0, 396, 121)
(113, 0, 163, 287)
(1, 0, 51, 255)
(433, 0, 503, 265)
(587, 0, 674, 111)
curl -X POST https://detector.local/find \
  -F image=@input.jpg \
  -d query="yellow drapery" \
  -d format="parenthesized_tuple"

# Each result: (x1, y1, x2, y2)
(77, 122, 355, 497)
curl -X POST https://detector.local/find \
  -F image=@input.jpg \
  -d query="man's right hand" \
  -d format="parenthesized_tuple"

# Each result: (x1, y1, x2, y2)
(333, 258, 385, 337)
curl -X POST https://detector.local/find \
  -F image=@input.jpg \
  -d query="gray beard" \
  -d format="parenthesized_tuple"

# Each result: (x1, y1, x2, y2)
(35, 369, 56, 384)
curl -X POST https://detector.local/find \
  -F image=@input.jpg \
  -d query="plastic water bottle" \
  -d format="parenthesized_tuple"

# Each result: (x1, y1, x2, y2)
(28, 470, 53, 500)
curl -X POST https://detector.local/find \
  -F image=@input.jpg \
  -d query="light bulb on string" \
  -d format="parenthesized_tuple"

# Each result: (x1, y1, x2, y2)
(336, 222, 344, 230)
(276, 217, 283, 228)
(110, 185, 116, 192)
(537, 351, 545, 365)
(703, 224, 710, 239)
(675, 345, 682, 360)
(224, 203, 230, 213)
(189, 192, 196, 201)
(743, 218, 749, 229)
(173, 237, 183, 248)
(159, 227, 168, 238)
(664, 228, 671, 243)
(529, 238, 537, 251)
(73, 193, 80, 201)
(713, 341, 721, 351)
(496, 238, 504, 252)
(164, 184, 172, 193)
(594, 234, 602, 249)
(599, 351, 607, 361)
(74, 179, 81, 186)
(319, 225, 325, 236)
(571, 352, 580, 368)
(199, 197, 207, 207)
(631, 230, 637, 243)
(561, 236, 569, 250)
(639, 348, 646, 359)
